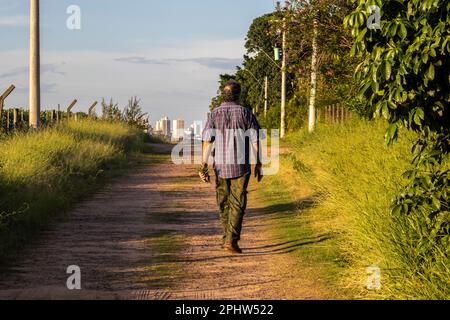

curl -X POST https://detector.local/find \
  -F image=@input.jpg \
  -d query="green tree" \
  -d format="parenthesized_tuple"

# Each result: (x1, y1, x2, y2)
(278, 0, 359, 114)
(210, 2, 357, 131)
(345, 0, 449, 296)
(122, 96, 148, 130)
(101, 98, 122, 122)
(209, 14, 287, 122)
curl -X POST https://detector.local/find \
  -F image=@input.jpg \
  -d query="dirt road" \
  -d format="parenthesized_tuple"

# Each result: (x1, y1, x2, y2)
(0, 145, 334, 300)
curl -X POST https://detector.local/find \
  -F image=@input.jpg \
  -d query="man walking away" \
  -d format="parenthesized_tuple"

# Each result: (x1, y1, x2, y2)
(200, 80, 263, 254)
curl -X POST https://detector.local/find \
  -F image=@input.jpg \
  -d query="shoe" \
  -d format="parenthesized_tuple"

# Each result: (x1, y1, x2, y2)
(223, 241, 243, 254)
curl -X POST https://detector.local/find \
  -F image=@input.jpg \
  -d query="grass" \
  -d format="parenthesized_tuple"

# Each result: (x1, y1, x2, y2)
(260, 119, 449, 299)
(0, 120, 145, 263)
(255, 151, 351, 299)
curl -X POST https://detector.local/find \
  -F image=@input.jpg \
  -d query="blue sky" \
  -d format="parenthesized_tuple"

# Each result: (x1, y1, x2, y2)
(0, 0, 275, 126)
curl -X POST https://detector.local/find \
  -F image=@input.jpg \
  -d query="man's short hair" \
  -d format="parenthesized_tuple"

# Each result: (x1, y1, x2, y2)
(222, 80, 241, 103)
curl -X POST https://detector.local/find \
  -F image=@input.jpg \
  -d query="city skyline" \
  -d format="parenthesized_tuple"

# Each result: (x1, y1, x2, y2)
(153, 115, 203, 140)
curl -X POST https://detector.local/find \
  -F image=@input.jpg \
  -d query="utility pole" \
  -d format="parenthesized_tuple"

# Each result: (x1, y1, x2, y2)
(29, 0, 41, 129)
(280, 18, 287, 139)
(264, 76, 268, 117)
(308, 18, 319, 133)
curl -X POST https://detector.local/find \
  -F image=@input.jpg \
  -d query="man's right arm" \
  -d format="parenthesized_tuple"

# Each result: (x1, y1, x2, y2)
(200, 114, 215, 183)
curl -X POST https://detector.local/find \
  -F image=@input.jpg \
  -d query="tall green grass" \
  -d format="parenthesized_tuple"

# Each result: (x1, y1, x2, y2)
(284, 120, 449, 299)
(0, 120, 144, 263)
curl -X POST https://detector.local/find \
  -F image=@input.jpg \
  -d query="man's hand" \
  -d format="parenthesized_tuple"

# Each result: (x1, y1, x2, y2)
(199, 163, 211, 183)
(255, 164, 263, 183)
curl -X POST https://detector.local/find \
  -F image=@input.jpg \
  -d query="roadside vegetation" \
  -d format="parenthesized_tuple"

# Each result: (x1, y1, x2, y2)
(259, 119, 449, 299)
(0, 120, 145, 263)
(292, 120, 444, 299)
(217, 0, 449, 299)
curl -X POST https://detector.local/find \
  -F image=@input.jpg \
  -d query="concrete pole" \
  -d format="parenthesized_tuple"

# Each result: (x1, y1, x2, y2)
(57, 104, 60, 125)
(6, 109, 10, 131)
(264, 76, 268, 117)
(29, 0, 41, 129)
(308, 19, 319, 133)
(88, 101, 98, 117)
(0, 99, 3, 125)
(280, 20, 287, 139)
(13, 108, 18, 128)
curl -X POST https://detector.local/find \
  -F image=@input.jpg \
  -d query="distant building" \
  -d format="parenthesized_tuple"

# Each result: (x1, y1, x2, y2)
(172, 119, 185, 141)
(193, 121, 203, 137)
(161, 117, 171, 137)
(154, 120, 163, 135)
(153, 116, 171, 138)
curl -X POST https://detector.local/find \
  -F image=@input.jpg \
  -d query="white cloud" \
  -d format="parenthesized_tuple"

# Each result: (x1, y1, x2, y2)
(0, 38, 246, 124)
(0, 15, 28, 27)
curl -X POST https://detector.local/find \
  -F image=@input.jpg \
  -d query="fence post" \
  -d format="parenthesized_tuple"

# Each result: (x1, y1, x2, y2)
(88, 101, 98, 118)
(0, 85, 16, 126)
(57, 104, 60, 125)
(331, 105, 335, 124)
(0, 99, 3, 130)
(13, 108, 18, 129)
(67, 99, 77, 122)
(6, 109, 10, 132)
(327, 106, 331, 124)
(343, 107, 347, 123)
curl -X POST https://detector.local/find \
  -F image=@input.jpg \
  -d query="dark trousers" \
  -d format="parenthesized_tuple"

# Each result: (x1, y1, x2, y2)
(215, 172, 251, 242)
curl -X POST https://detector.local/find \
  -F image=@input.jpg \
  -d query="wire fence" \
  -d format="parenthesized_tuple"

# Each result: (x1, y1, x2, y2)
(318, 103, 353, 125)
(0, 108, 92, 134)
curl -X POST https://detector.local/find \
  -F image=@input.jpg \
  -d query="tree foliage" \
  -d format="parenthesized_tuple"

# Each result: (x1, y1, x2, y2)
(345, 0, 449, 258)
(210, 14, 285, 115)
(122, 96, 148, 130)
(210, 1, 357, 130)
(101, 98, 122, 122)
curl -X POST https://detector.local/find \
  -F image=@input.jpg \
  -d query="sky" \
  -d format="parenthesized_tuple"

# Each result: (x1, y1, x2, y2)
(0, 0, 275, 126)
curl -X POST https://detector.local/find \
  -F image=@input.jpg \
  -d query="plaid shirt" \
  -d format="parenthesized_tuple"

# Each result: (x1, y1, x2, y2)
(202, 102, 261, 179)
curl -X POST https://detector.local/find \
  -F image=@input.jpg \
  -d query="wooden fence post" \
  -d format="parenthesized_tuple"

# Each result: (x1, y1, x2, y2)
(67, 99, 77, 121)
(0, 99, 3, 130)
(57, 104, 60, 125)
(327, 106, 331, 124)
(332, 105, 336, 124)
(88, 101, 98, 118)
(6, 109, 10, 132)
(0, 85, 16, 125)
(13, 108, 18, 129)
